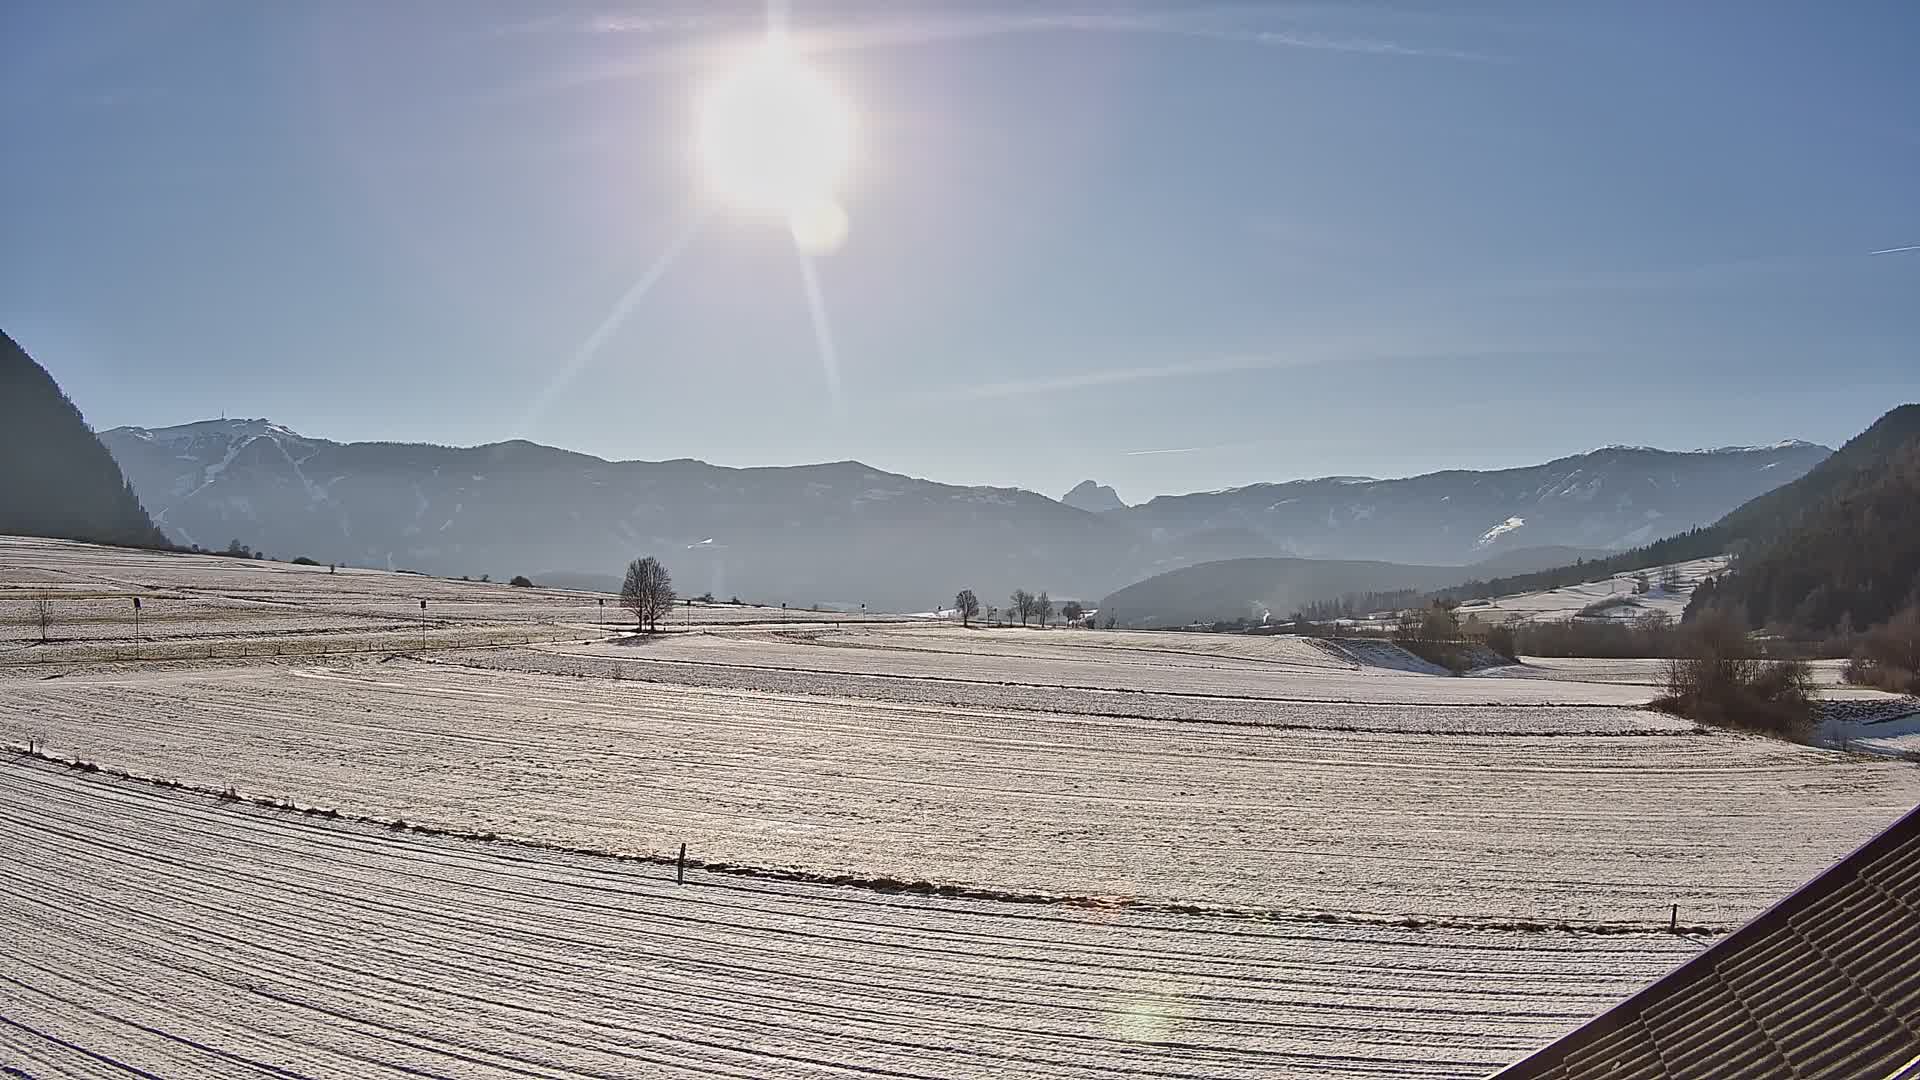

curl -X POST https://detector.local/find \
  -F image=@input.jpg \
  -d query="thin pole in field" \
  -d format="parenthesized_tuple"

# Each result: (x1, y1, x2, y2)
(677, 843, 687, 884)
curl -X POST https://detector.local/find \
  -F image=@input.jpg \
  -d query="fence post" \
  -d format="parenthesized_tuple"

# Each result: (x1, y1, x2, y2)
(1670, 903, 1678, 932)
(677, 843, 687, 884)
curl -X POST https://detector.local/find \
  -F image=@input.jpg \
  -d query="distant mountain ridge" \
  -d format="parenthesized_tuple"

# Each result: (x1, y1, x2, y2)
(102, 419, 1139, 610)
(0, 331, 166, 549)
(1112, 442, 1830, 566)
(98, 418, 1828, 611)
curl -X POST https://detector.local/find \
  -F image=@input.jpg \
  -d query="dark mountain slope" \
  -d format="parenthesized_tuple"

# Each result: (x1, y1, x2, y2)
(1689, 416, 1920, 634)
(1434, 405, 1920, 618)
(0, 330, 166, 549)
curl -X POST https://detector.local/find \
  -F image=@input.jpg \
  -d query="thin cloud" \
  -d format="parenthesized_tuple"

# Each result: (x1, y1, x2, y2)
(919, 343, 1576, 405)
(928, 354, 1307, 404)
(1124, 438, 1279, 458)
(1869, 244, 1920, 255)
(494, 7, 1480, 98)
(784, 12, 1485, 62)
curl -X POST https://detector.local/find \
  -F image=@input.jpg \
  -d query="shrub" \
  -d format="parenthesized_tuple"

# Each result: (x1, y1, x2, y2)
(1577, 596, 1641, 618)
(510, 575, 534, 588)
(291, 556, 320, 566)
(1485, 623, 1518, 661)
(1652, 612, 1815, 739)
(1841, 606, 1920, 693)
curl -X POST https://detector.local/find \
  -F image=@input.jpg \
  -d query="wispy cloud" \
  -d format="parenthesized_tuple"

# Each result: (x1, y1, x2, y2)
(1124, 438, 1278, 457)
(771, 12, 1482, 60)
(493, 7, 1481, 99)
(924, 353, 1309, 404)
(1870, 244, 1920, 256)
(1124, 444, 1217, 456)
(917, 342, 1577, 405)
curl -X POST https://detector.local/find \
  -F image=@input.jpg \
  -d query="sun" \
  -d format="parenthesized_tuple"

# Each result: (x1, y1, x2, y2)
(697, 38, 854, 247)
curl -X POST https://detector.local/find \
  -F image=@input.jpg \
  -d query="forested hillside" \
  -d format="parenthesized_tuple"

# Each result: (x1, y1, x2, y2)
(0, 330, 167, 549)
(1435, 405, 1920, 612)
(1688, 429, 1920, 636)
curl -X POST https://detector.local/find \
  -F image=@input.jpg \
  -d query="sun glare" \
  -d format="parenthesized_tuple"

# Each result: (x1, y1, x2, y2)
(697, 39, 854, 251)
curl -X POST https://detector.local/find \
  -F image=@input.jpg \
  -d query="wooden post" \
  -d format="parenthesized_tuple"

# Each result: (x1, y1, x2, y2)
(1670, 903, 1678, 932)
(677, 843, 687, 884)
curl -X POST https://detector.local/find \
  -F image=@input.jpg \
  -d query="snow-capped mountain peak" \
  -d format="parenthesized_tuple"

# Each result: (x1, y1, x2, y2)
(119, 418, 309, 445)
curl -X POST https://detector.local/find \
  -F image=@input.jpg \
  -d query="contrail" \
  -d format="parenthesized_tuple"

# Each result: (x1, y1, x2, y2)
(1124, 446, 1209, 456)
(516, 210, 707, 436)
(1869, 244, 1919, 255)
(796, 249, 846, 418)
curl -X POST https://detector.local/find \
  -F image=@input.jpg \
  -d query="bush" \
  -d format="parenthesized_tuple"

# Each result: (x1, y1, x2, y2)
(1842, 606, 1920, 693)
(291, 556, 320, 566)
(1577, 596, 1641, 618)
(1485, 623, 1517, 661)
(509, 575, 534, 588)
(1652, 612, 1815, 739)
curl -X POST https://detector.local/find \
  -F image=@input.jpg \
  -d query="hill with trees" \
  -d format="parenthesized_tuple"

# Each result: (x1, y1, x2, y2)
(0, 330, 167, 549)
(1431, 405, 1920, 611)
(1098, 557, 1472, 629)
(1686, 408, 1920, 637)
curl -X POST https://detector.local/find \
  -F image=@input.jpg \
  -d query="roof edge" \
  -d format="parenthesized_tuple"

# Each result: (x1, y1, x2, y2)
(1487, 799, 1920, 1078)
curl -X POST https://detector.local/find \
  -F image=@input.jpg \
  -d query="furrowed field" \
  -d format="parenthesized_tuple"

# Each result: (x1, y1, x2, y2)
(5, 536, 1919, 1078)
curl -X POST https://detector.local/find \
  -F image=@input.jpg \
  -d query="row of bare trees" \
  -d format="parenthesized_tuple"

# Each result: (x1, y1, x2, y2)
(949, 588, 1086, 628)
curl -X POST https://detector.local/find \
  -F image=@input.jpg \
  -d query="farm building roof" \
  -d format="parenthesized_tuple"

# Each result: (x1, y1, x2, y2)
(1490, 801, 1920, 1080)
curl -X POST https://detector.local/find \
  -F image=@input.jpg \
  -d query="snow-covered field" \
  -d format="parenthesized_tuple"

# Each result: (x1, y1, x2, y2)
(8, 653, 1916, 927)
(1454, 556, 1730, 626)
(0, 759, 1700, 1079)
(567, 629, 1660, 705)
(0, 536, 909, 662)
(5, 537, 1920, 1078)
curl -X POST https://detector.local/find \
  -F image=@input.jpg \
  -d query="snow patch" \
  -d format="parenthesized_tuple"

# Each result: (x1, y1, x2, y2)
(1478, 516, 1526, 545)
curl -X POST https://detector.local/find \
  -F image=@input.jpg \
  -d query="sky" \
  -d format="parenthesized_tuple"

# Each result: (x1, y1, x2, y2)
(4, 2, 1917, 504)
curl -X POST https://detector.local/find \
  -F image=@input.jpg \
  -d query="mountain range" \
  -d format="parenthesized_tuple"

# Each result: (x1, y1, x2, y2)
(96, 417, 1829, 611)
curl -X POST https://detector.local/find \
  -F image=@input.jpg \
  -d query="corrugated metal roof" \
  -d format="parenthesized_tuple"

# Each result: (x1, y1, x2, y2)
(1490, 802, 1920, 1080)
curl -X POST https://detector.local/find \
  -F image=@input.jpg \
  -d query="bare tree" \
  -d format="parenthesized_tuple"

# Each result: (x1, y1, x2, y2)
(1659, 566, 1685, 594)
(33, 592, 52, 644)
(1009, 589, 1035, 626)
(620, 556, 676, 632)
(1034, 591, 1054, 628)
(1061, 600, 1084, 626)
(953, 589, 980, 627)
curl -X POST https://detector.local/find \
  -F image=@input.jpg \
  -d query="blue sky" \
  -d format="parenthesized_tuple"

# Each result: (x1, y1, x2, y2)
(4, 2, 1916, 502)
